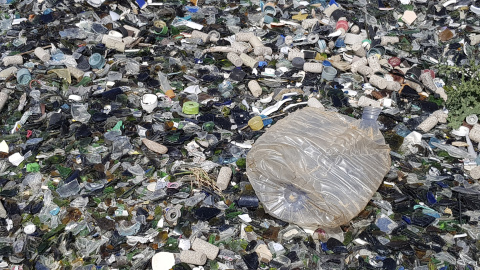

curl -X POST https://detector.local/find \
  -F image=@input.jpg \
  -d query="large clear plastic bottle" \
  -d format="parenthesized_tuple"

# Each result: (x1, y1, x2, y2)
(246, 107, 391, 228)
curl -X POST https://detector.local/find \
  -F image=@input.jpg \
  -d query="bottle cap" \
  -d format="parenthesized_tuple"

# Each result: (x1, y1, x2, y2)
(182, 101, 200, 114)
(292, 57, 305, 69)
(248, 116, 264, 131)
(466, 114, 478, 125)
(17, 68, 32, 85)
(89, 53, 106, 69)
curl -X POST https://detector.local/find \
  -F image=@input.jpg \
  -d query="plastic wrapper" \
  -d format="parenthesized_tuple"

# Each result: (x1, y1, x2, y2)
(246, 107, 391, 228)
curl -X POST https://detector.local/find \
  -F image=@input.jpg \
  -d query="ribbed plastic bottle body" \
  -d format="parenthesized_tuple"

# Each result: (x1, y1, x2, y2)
(358, 106, 385, 145)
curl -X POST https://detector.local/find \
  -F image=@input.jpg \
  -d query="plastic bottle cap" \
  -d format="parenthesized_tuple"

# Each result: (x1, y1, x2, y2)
(76, 57, 91, 71)
(263, 3, 276, 16)
(264, 15, 274, 24)
(388, 57, 401, 67)
(292, 57, 305, 69)
(182, 101, 200, 115)
(336, 20, 349, 31)
(248, 116, 264, 131)
(17, 68, 32, 85)
(367, 48, 383, 58)
(89, 53, 106, 69)
(24, 224, 36, 234)
(466, 114, 478, 125)
(335, 38, 345, 48)
(159, 26, 168, 35)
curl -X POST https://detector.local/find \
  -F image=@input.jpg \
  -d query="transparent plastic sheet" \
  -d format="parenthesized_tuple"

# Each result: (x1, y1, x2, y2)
(246, 107, 391, 228)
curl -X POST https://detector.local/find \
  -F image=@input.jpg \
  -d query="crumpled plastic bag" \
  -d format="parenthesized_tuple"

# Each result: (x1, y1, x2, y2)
(246, 107, 391, 228)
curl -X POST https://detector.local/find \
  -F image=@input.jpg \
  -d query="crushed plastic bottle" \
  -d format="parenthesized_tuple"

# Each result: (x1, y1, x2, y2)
(247, 106, 391, 228)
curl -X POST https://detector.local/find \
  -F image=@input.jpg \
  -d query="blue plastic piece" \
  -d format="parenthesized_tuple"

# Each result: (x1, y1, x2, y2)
(213, 100, 233, 106)
(423, 210, 441, 218)
(50, 207, 60, 216)
(261, 115, 273, 126)
(335, 38, 345, 48)
(311, 0, 327, 7)
(426, 191, 437, 204)
(136, 0, 147, 9)
(435, 181, 449, 188)
(322, 60, 332, 67)
(258, 61, 267, 67)
(376, 216, 396, 233)
(186, 6, 200, 13)
(401, 215, 411, 224)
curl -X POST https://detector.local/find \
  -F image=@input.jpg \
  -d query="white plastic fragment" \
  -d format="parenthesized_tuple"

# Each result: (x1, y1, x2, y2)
(151, 252, 176, 270)
(471, 5, 480, 15)
(452, 126, 470, 137)
(0, 140, 8, 154)
(255, 244, 273, 263)
(238, 214, 252, 222)
(8, 152, 24, 166)
(102, 35, 126, 52)
(179, 239, 191, 251)
(24, 224, 36, 234)
(0, 202, 6, 218)
(402, 10, 417, 25)
(141, 94, 158, 113)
